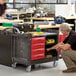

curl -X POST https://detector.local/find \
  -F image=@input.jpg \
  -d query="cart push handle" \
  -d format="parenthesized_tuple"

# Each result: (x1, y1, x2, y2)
(2, 27, 20, 33)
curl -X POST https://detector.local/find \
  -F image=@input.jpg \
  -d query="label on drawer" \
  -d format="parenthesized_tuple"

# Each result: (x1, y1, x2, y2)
(31, 37, 45, 44)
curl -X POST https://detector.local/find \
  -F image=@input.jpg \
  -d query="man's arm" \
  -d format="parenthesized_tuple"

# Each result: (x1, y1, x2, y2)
(2, 10, 6, 18)
(58, 43, 71, 50)
(47, 42, 64, 51)
(0, 10, 6, 19)
(47, 42, 71, 51)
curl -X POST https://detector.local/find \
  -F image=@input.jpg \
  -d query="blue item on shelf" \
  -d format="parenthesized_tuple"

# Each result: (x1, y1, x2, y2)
(6, 14, 13, 20)
(54, 16, 66, 24)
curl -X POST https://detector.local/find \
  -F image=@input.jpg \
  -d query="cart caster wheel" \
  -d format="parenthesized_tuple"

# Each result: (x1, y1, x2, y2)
(12, 63, 17, 68)
(53, 61, 57, 67)
(31, 65, 35, 69)
(26, 65, 31, 72)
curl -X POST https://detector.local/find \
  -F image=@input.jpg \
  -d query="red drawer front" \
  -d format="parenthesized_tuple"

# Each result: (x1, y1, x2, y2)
(31, 37, 45, 44)
(31, 43, 45, 49)
(31, 54, 45, 60)
(31, 48, 45, 55)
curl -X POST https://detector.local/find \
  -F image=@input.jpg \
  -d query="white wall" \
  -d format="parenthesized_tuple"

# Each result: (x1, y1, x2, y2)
(55, 4, 68, 16)
(55, 0, 75, 17)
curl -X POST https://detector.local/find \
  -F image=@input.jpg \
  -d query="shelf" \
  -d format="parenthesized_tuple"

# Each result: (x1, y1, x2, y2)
(45, 43, 56, 46)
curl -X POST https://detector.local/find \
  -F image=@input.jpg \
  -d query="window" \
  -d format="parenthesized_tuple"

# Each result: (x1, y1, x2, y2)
(15, 0, 35, 3)
(6, 0, 68, 9)
(6, 0, 68, 17)
(36, 0, 57, 3)
(57, 0, 68, 3)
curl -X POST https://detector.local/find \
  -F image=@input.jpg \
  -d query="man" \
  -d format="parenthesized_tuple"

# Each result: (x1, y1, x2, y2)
(47, 23, 76, 73)
(0, 0, 6, 19)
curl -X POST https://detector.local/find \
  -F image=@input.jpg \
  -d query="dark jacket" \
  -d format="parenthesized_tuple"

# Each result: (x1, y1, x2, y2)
(0, 3, 6, 16)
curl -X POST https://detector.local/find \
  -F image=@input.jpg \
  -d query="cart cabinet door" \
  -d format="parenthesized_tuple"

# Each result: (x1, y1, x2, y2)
(31, 37, 45, 60)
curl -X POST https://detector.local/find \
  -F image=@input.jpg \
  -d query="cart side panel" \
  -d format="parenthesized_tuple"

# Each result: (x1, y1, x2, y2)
(0, 34, 12, 66)
(12, 34, 32, 65)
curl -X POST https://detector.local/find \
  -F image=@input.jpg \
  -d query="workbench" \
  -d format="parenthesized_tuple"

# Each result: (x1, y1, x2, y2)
(34, 23, 74, 30)
(0, 19, 24, 23)
(30, 16, 76, 21)
(7, 11, 33, 20)
(0, 19, 24, 30)
(30, 16, 75, 31)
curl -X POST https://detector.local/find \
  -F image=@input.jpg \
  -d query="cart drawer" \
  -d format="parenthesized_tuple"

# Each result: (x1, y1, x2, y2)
(31, 37, 45, 44)
(31, 43, 45, 49)
(31, 48, 45, 55)
(31, 54, 45, 60)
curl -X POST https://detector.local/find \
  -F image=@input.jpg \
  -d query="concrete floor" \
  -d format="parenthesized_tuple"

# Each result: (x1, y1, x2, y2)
(0, 59, 76, 76)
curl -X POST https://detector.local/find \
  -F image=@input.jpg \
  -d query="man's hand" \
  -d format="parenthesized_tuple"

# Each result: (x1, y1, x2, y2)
(46, 48, 51, 51)
(46, 42, 64, 51)
(58, 43, 71, 50)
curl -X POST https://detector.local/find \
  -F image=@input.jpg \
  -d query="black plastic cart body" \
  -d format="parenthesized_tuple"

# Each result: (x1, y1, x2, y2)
(0, 28, 59, 72)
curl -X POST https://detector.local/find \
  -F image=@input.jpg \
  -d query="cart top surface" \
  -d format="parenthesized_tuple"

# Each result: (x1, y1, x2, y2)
(26, 32, 57, 37)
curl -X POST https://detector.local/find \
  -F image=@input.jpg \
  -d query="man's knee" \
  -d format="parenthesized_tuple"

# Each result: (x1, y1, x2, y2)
(61, 50, 69, 57)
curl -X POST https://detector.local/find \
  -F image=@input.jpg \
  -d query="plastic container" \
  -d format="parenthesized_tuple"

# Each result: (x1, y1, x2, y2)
(2, 23, 13, 27)
(36, 25, 40, 32)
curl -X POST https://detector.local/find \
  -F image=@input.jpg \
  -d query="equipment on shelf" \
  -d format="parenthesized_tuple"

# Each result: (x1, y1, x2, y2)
(54, 16, 66, 24)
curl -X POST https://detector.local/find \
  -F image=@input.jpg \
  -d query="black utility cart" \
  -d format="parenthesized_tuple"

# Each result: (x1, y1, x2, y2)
(0, 27, 59, 72)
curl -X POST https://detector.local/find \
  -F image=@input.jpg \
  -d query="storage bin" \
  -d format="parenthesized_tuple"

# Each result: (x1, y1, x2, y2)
(2, 23, 13, 27)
